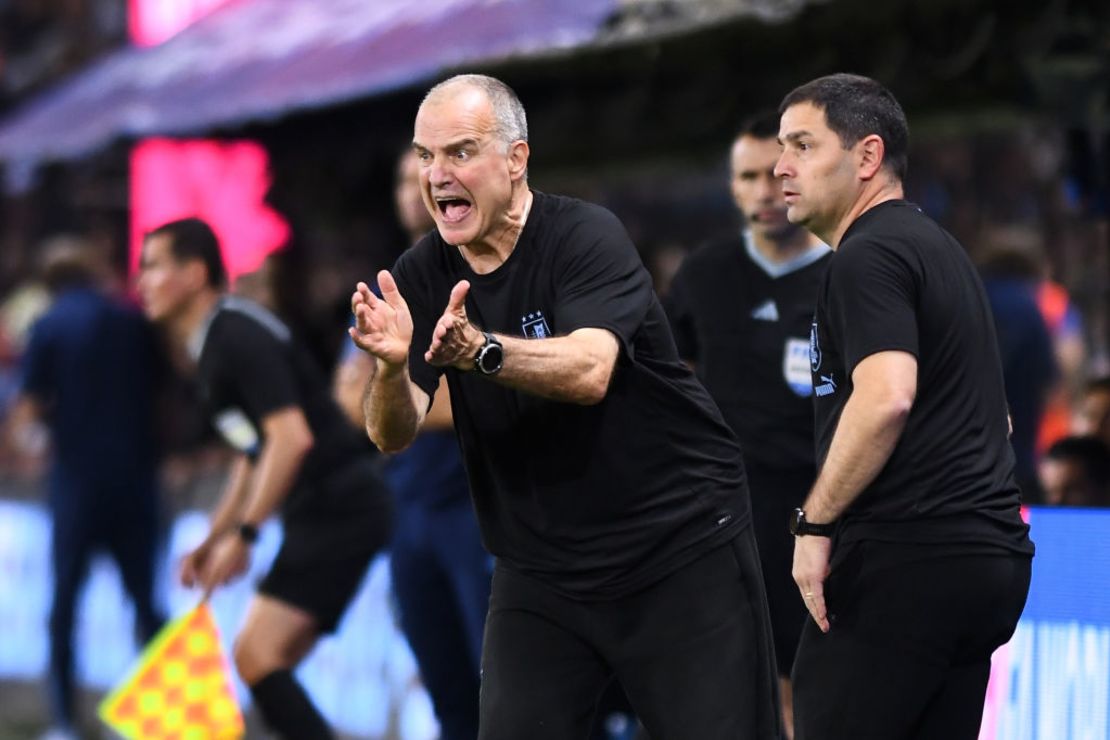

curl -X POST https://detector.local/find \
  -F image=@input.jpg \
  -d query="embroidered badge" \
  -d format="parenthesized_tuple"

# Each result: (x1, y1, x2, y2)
(521, 311, 551, 339)
(809, 318, 822, 372)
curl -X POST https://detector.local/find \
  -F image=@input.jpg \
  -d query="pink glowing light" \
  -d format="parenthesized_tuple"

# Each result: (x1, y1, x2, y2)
(129, 0, 235, 47)
(130, 138, 290, 283)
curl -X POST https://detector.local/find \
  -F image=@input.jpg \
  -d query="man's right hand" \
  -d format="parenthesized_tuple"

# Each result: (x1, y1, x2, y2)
(179, 540, 213, 589)
(349, 271, 414, 366)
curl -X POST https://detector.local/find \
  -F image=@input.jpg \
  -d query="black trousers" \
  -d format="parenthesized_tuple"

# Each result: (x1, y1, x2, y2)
(746, 461, 812, 678)
(479, 531, 782, 740)
(792, 541, 1032, 740)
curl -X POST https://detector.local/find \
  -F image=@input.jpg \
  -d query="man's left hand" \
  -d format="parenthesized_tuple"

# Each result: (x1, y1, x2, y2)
(793, 535, 833, 633)
(426, 280, 484, 369)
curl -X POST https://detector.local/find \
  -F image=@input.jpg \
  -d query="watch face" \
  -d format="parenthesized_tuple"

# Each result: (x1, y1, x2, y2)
(479, 343, 504, 374)
(789, 508, 804, 535)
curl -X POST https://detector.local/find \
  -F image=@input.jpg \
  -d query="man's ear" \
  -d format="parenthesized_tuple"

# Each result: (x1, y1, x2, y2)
(857, 134, 886, 181)
(185, 259, 209, 291)
(508, 140, 530, 181)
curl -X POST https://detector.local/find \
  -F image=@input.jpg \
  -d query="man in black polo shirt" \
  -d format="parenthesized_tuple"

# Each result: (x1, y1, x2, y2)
(350, 74, 780, 739)
(137, 218, 391, 739)
(666, 110, 829, 738)
(774, 74, 1034, 738)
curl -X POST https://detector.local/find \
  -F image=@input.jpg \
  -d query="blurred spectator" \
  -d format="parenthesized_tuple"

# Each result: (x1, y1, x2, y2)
(975, 230, 1059, 502)
(1038, 435, 1110, 507)
(7, 235, 165, 740)
(0, 271, 50, 477)
(334, 150, 491, 740)
(1035, 274, 1087, 452)
(1075, 376, 1110, 449)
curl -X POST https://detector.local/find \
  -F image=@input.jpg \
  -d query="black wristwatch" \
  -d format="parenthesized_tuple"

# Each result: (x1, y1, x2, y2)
(789, 508, 835, 537)
(474, 331, 504, 375)
(236, 522, 260, 545)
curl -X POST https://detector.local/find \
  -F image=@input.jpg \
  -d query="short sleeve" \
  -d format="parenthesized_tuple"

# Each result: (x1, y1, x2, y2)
(827, 238, 919, 374)
(215, 318, 301, 419)
(663, 261, 698, 362)
(554, 207, 653, 354)
(392, 249, 444, 402)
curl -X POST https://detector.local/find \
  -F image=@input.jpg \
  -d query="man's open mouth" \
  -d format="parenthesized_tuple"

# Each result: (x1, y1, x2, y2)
(436, 196, 472, 223)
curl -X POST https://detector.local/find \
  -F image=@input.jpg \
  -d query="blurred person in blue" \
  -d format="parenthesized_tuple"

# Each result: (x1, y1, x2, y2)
(334, 148, 491, 740)
(351, 74, 780, 740)
(776, 74, 1034, 739)
(137, 218, 391, 740)
(1038, 435, 1110, 507)
(974, 231, 1059, 502)
(8, 237, 166, 740)
(665, 110, 829, 739)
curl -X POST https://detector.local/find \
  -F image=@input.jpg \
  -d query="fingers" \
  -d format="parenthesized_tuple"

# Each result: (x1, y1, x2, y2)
(445, 280, 470, 315)
(378, 270, 410, 314)
(425, 280, 477, 367)
(425, 314, 470, 366)
(801, 585, 830, 633)
(179, 550, 203, 588)
(793, 536, 833, 633)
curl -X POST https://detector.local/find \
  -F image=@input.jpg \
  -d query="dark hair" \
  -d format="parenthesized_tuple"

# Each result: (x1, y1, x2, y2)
(780, 73, 909, 181)
(1045, 435, 1110, 499)
(145, 218, 226, 289)
(737, 110, 782, 141)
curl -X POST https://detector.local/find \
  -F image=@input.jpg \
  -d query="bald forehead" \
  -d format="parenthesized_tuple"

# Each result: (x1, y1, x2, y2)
(422, 80, 489, 110)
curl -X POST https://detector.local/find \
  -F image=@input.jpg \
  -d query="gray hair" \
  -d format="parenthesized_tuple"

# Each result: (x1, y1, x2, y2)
(423, 74, 528, 147)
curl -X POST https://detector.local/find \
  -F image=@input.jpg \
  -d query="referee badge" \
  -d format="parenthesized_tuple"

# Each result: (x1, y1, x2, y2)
(784, 338, 813, 397)
(213, 407, 261, 455)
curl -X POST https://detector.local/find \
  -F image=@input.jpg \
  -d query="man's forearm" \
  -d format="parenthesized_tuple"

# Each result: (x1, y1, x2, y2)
(238, 423, 312, 527)
(805, 390, 911, 524)
(207, 455, 253, 541)
(364, 359, 422, 453)
(486, 329, 618, 405)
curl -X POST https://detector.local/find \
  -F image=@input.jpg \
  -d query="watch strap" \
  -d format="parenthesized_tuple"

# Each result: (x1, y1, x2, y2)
(237, 522, 260, 545)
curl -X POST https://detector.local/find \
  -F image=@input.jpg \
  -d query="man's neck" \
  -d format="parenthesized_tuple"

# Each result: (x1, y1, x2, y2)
(170, 290, 220, 351)
(826, 180, 904, 249)
(459, 187, 532, 275)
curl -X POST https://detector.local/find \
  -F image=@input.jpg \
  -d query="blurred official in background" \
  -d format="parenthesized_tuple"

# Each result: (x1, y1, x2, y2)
(666, 110, 829, 739)
(138, 218, 391, 739)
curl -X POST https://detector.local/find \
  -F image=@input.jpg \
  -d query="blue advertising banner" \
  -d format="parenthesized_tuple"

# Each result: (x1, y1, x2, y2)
(980, 507, 1110, 740)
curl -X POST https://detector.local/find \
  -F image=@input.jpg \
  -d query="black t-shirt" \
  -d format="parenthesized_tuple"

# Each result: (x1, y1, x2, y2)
(392, 191, 748, 599)
(666, 233, 830, 469)
(811, 201, 1033, 556)
(194, 296, 373, 514)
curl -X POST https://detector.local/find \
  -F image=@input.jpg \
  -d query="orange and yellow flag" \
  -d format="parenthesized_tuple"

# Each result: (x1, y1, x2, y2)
(98, 603, 244, 740)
